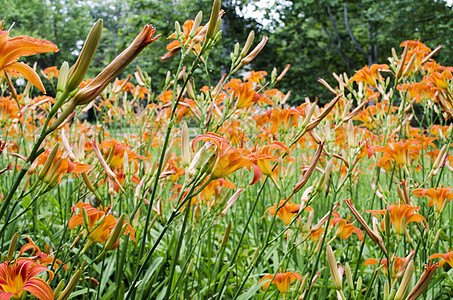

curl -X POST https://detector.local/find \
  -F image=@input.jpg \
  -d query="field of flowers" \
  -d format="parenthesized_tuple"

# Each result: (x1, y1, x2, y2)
(1, 1, 453, 299)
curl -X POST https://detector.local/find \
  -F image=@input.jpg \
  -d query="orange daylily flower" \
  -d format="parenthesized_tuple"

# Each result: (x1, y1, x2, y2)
(429, 251, 453, 268)
(19, 236, 66, 271)
(246, 142, 289, 186)
(224, 79, 273, 110)
(349, 64, 389, 87)
(259, 272, 302, 294)
(0, 26, 59, 93)
(0, 97, 20, 123)
(372, 140, 420, 167)
(200, 178, 236, 203)
(68, 202, 136, 245)
(0, 258, 54, 300)
(37, 150, 91, 184)
(425, 70, 452, 91)
(246, 70, 267, 83)
(99, 139, 149, 169)
(40, 66, 59, 80)
(364, 250, 415, 279)
(330, 212, 364, 241)
(265, 200, 302, 226)
(366, 204, 426, 235)
(412, 187, 453, 213)
(192, 132, 261, 185)
(161, 20, 203, 61)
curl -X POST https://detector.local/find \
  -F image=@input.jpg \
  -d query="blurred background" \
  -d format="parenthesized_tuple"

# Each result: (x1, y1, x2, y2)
(2, 0, 453, 104)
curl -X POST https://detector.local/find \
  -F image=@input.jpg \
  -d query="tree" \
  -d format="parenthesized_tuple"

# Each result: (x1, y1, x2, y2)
(257, 0, 453, 104)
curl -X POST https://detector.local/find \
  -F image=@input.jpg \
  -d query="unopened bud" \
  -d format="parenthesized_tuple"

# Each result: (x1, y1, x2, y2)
(57, 267, 83, 300)
(384, 209, 391, 237)
(181, 123, 190, 167)
(189, 12, 203, 38)
(276, 64, 291, 83)
(38, 143, 60, 180)
(221, 222, 232, 247)
(239, 30, 255, 59)
(395, 260, 414, 300)
(402, 53, 417, 77)
(326, 245, 342, 290)
(57, 62, 69, 93)
(6, 232, 19, 262)
(82, 207, 90, 231)
(175, 21, 182, 39)
(188, 145, 208, 177)
(104, 214, 126, 252)
(271, 67, 277, 83)
(66, 20, 103, 93)
(206, 0, 221, 42)
(347, 120, 354, 148)
(54, 279, 65, 298)
(345, 263, 353, 290)
(384, 279, 390, 300)
(240, 36, 267, 66)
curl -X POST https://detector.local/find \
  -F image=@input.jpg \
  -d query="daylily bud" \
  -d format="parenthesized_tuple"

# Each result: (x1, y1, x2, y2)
(188, 145, 208, 177)
(402, 53, 417, 77)
(240, 30, 255, 59)
(189, 12, 203, 38)
(276, 64, 291, 83)
(395, 260, 414, 300)
(82, 207, 90, 231)
(384, 209, 391, 237)
(175, 21, 182, 39)
(71, 24, 159, 106)
(432, 144, 447, 173)
(232, 42, 240, 60)
(103, 214, 126, 252)
(57, 267, 83, 300)
(206, 0, 221, 42)
(57, 62, 69, 93)
(181, 123, 190, 167)
(251, 246, 260, 264)
(54, 279, 65, 298)
(406, 263, 438, 300)
(221, 222, 232, 247)
(347, 120, 355, 148)
(6, 232, 19, 262)
(239, 36, 267, 66)
(66, 20, 103, 93)
(384, 279, 390, 300)
(271, 67, 277, 83)
(38, 143, 60, 181)
(434, 229, 441, 245)
(326, 245, 342, 290)
(165, 71, 172, 87)
(345, 263, 353, 290)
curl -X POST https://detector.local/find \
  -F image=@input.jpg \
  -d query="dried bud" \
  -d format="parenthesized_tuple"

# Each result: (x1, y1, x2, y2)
(406, 263, 438, 300)
(71, 25, 159, 106)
